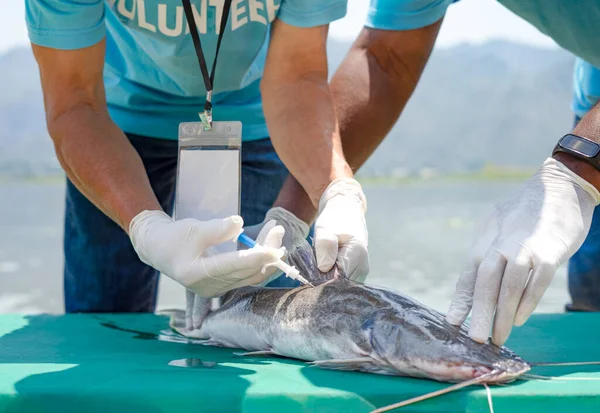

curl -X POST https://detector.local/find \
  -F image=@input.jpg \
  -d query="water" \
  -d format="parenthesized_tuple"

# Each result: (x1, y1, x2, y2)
(0, 181, 570, 315)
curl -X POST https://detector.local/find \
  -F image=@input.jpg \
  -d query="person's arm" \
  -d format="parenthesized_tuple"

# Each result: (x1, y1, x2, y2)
(261, 21, 352, 207)
(261, 20, 369, 280)
(32, 40, 161, 231)
(270, 21, 443, 224)
(33, 40, 287, 298)
(555, 105, 600, 189)
(446, 100, 600, 346)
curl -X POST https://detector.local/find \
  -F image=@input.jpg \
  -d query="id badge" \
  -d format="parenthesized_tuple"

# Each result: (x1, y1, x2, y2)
(175, 121, 242, 255)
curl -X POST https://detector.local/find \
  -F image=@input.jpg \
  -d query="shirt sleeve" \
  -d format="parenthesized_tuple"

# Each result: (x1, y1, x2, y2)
(25, 0, 105, 50)
(277, 0, 347, 28)
(366, 0, 458, 31)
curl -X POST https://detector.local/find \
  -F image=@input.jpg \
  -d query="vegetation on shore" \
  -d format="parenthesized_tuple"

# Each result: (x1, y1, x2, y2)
(0, 164, 535, 187)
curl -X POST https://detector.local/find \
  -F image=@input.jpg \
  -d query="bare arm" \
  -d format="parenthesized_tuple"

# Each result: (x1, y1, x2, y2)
(261, 20, 353, 210)
(32, 40, 162, 232)
(271, 21, 443, 224)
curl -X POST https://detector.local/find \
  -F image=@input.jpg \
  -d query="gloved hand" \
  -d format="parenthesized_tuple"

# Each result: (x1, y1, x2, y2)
(242, 207, 310, 253)
(314, 178, 369, 282)
(183, 218, 286, 331)
(129, 210, 286, 299)
(446, 157, 600, 346)
(241, 207, 311, 285)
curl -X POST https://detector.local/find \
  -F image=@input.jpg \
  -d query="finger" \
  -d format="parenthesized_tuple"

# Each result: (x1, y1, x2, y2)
(228, 271, 273, 291)
(314, 228, 339, 272)
(261, 223, 285, 250)
(468, 250, 507, 343)
(446, 260, 479, 326)
(338, 241, 369, 282)
(192, 296, 211, 329)
(492, 250, 532, 346)
(185, 289, 195, 331)
(447, 216, 498, 327)
(514, 261, 556, 326)
(191, 246, 285, 285)
(261, 225, 286, 282)
(255, 219, 277, 245)
(196, 215, 244, 249)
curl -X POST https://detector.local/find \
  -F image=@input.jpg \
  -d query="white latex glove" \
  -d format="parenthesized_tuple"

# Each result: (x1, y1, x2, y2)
(129, 210, 286, 299)
(314, 178, 369, 282)
(446, 157, 600, 346)
(184, 219, 285, 330)
(241, 207, 311, 285)
(243, 207, 310, 253)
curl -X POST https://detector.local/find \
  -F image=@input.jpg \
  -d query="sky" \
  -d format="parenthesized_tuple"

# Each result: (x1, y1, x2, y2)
(1, 0, 557, 54)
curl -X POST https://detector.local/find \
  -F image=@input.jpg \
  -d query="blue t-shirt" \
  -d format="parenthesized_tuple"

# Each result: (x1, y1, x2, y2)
(496, 0, 600, 121)
(368, 0, 600, 120)
(496, 0, 600, 119)
(572, 59, 600, 120)
(365, 0, 458, 31)
(25, 0, 347, 141)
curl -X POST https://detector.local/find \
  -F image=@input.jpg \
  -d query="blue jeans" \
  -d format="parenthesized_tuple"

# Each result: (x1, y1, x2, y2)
(566, 116, 600, 311)
(64, 134, 299, 313)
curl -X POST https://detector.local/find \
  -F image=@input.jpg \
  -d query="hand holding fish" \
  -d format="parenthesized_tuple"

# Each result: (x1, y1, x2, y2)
(447, 157, 600, 346)
(128, 210, 286, 298)
(242, 207, 310, 254)
(314, 178, 370, 282)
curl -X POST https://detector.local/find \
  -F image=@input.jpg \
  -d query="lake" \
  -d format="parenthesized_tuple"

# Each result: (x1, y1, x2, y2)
(0, 180, 570, 317)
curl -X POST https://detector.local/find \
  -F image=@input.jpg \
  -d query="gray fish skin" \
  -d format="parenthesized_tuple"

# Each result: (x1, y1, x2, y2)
(174, 241, 531, 384)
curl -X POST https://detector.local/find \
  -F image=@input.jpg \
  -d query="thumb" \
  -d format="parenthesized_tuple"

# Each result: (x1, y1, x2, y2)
(315, 228, 339, 273)
(257, 220, 285, 249)
(195, 215, 244, 250)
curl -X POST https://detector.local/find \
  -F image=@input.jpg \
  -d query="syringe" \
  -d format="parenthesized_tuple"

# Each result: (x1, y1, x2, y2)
(237, 233, 314, 287)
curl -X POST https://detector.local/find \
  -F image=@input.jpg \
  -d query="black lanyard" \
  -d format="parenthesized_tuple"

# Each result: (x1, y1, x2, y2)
(181, 0, 232, 129)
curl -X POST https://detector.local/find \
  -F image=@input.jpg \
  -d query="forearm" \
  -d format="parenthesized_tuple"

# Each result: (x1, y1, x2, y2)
(262, 73, 352, 207)
(270, 23, 442, 223)
(50, 106, 161, 231)
(333, 24, 442, 171)
(555, 102, 600, 191)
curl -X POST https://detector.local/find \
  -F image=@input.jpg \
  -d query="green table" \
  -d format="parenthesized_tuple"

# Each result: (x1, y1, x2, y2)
(0, 312, 599, 413)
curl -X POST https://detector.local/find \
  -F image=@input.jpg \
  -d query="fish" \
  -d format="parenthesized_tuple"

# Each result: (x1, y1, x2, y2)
(169, 238, 531, 387)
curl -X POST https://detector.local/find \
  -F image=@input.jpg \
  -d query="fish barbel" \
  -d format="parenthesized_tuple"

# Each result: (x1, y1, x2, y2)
(170, 239, 531, 385)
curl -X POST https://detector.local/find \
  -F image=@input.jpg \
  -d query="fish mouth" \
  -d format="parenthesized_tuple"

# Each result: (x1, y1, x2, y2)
(416, 359, 531, 383)
(486, 360, 531, 383)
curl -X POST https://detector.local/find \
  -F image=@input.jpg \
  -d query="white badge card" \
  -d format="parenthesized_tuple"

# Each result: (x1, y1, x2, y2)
(175, 121, 242, 255)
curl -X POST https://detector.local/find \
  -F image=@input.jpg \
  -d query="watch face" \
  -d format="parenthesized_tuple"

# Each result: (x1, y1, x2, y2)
(560, 134, 600, 157)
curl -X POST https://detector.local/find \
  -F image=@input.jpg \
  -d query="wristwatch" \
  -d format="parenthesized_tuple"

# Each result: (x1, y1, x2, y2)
(552, 133, 600, 170)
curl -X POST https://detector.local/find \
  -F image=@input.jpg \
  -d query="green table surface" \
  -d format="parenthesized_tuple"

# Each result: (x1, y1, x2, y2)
(0, 312, 599, 413)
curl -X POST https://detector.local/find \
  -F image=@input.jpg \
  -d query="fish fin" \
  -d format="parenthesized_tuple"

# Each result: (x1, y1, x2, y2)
(200, 338, 236, 348)
(287, 238, 344, 285)
(309, 357, 380, 372)
(234, 350, 280, 357)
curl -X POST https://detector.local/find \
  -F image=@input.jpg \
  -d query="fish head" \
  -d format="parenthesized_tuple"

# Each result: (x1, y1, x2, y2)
(366, 305, 531, 383)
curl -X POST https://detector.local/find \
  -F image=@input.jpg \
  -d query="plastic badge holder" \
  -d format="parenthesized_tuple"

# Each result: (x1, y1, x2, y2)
(175, 121, 242, 255)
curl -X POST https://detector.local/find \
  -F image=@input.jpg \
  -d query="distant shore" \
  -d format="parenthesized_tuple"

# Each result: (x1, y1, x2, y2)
(0, 166, 536, 187)
(356, 166, 535, 186)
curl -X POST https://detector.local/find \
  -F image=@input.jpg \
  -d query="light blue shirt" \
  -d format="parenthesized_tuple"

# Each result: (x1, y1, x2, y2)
(25, 0, 347, 141)
(365, 0, 458, 31)
(368, 0, 600, 120)
(572, 59, 600, 120)
(498, 0, 600, 120)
